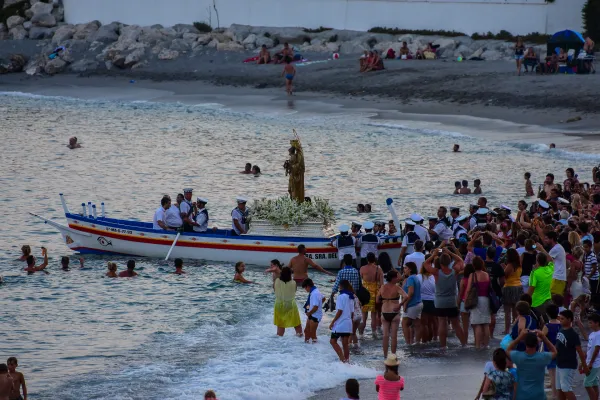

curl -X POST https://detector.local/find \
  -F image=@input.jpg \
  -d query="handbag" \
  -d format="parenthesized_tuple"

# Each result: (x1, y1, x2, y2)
(464, 273, 479, 310)
(356, 271, 371, 306)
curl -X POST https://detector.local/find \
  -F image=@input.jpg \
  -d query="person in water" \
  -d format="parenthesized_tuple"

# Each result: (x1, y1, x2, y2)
(106, 262, 118, 278)
(233, 261, 253, 283)
(6, 357, 27, 400)
(67, 136, 81, 149)
(302, 278, 325, 343)
(252, 165, 261, 175)
(264, 259, 283, 282)
(173, 258, 186, 275)
(289, 245, 334, 287)
(118, 260, 138, 277)
(241, 163, 252, 174)
(23, 247, 48, 274)
(204, 390, 217, 400)
(453, 144, 460, 152)
(281, 59, 296, 95)
(330, 279, 355, 363)
(60, 256, 84, 271)
(19, 245, 31, 261)
(474, 179, 482, 195)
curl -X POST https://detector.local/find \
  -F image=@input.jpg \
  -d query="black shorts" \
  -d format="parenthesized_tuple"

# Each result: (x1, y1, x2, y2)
(331, 332, 351, 339)
(435, 307, 459, 318)
(422, 299, 436, 315)
(308, 316, 319, 323)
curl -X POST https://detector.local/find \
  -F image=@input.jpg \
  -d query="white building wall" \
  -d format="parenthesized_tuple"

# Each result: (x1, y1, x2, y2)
(62, 0, 585, 36)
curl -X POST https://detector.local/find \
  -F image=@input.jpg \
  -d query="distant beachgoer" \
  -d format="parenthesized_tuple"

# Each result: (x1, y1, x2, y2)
(204, 390, 217, 400)
(6, 357, 27, 400)
(357, 203, 365, 213)
(281, 60, 296, 95)
(257, 44, 271, 64)
(24, 248, 48, 274)
(231, 197, 249, 235)
(514, 36, 525, 75)
(342, 378, 360, 400)
(401, 262, 423, 346)
(550, 143, 556, 149)
(19, 245, 31, 261)
(398, 41, 412, 60)
(265, 259, 283, 282)
(67, 136, 81, 149)
(106, 262, 118, 278)
(274, 42, 294, 64)
(241, 163, 252, 174)
(233, 261, 253, 284)
(375, 354, 405, 400)
(364, 50, 384, 72)
(0, 363, 15, 400)
(302, 278, 324, 343)
(459, 180, 471, 195)
(118, 260, 138, 278)
(330, 279, 355, 362)
(365, 204, 372, 213)
(453, 181, 461, 194)
(252, 165, 261, 175)
(173, 258, 186, 275)
(473, 179, 482, 195)
(377, 270, 405, 358)
(359, 252, 384, 339)
(274, 266, 302, 336)
(289, 245, 334, 287)
(453, 144, 460, 152)
(524, 172, 534, 197)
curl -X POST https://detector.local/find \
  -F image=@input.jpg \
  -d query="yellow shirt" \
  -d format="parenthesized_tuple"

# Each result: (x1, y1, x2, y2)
(274, 278, 297, 302)
(505, 265, 522, 287)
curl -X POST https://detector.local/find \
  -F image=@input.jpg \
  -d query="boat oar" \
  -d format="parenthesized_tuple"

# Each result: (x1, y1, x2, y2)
(165, 232, 180, 261)
(386, 198, 401, 235)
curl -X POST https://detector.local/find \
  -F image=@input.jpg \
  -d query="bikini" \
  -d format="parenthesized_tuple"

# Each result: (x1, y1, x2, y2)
(379, 295, 401, 322)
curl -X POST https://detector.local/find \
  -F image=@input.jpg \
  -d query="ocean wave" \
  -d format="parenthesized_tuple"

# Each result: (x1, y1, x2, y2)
(0, 91, 75, 101)
(507, 142, 600, 161)
(366, 122, 467, 138)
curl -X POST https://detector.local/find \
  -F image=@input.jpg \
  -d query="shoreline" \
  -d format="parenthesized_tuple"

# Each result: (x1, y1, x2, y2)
(1, 73, 600, 153)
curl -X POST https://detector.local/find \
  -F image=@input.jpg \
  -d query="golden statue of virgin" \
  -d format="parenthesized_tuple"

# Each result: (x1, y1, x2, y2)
(283, 131, 305, 203)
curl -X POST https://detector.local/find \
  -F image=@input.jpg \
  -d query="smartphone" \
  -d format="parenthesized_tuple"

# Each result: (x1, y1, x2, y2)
(438, 249, 443, 254)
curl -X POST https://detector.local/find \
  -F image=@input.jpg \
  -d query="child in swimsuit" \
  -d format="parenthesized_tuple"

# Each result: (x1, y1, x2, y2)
(234, 261, 253, 284)
(281, 60, 296, 95)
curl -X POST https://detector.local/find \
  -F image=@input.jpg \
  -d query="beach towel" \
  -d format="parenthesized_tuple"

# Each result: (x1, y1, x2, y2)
(243, 56, 260, 63)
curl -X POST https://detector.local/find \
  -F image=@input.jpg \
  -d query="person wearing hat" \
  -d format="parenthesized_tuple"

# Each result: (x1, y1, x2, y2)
(411, 213, 430, 243)
(427, 216, 439, 242)
(537, 200, 550, 216)
(332, 224, 357, 268)
(450, 207, 460, 230)
(231, 197, 249, 235)
(398, 220, 419, 267)
(453, 215, 469, 243)
(500, 205, 515, 223)
(357, 222, 379, 266)
(193, 197, 209, 233)
(471, 207, 489, 230)
(180, 188, 196, 232)
(430, 207, 453, 243)
(374, 354, 404, 398)
(374, 221, 386, 237)
(351, 222, 363, 238)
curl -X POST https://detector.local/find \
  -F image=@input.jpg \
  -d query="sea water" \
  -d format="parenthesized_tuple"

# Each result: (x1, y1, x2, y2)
(0, 91, 598, 399)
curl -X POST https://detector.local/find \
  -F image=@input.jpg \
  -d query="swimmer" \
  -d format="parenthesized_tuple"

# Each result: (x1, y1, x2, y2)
(265, 259, 283, 282)
(23, 247, 48, 274)
(473, 179, 482, 195)
(106, 262, 118, 278)
(252, 165, 261, 175)
(67, 136, 81, 149)
(204, 390, 217, 400)
(19, 245, 31, 261)
(118, 260, 138, 277)
(234, 261, 253, 283)
(281, 60, 296, 95)
(0, 363, 14, 400)
(453, 144, 460, 152)
(240, 163, 252, 174)
(365, 204, 372, 213)
(173, 258, 186, 275)
(550, 143, 556, 149)
(289, 245, 334, 287)
(453, 181, 461, 194)
(459, 180, 471, 194)
(61, 256, 84, 271)
(357, 204, 365, 213)
(6, 357, 27, 400)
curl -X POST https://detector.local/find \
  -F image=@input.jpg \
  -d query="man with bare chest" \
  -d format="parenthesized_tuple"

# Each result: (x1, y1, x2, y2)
(289, 245, 334, 287)
(0, 364, 14, 400)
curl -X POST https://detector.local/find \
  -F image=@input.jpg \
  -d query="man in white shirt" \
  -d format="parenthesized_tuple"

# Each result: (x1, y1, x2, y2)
(193, 197, 209, 233)
(152, 196, 171, 230)
(329, 279, 354, 363)
(411, 213, 430, 243)
(404, 240, 425, 269)
(539, 230, 567, 295)
(165, 194, 184, 230)
(231, 197, 249, 235)
(431, 206, 453, 242)
(332, 224, 357, 267)
(302, 278, 324, 343)
(398, 220, 419, 266)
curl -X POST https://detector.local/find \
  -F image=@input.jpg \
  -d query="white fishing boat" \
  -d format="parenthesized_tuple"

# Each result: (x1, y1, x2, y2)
(31, 194, 402, 269)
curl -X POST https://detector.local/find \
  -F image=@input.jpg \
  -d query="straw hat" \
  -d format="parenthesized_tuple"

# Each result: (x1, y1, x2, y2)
(384, 354, 400, 367)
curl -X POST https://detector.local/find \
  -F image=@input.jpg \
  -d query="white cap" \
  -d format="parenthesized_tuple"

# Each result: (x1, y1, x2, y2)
(236, 196, 248, 203)
(558, 197, 570, 205)
(456, 215, 468, 222)
(375, 221, 386, 226)
(196, 197, 208, 203)
(404, 219, 416, 226)
(476, 207, 489, 215)
(410, 213, 424, 222)
(538, 200, 550, 209)
(427, 216, 438, 221)
(501, 205, 512, 212)
(183, 188, 193, 193)
(339, 224, 350, 232)
(450, 206, 460, 212)
(363, 221, 374, 229)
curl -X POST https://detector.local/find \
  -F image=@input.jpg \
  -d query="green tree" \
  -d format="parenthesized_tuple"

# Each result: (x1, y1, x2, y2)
(582, 0, 600, 42)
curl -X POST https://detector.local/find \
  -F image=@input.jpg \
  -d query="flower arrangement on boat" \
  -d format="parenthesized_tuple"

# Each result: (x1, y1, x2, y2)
(250, 196, 335, 227)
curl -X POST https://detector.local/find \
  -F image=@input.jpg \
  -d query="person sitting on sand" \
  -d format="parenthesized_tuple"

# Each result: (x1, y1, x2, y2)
(359, 50, 369, 70)
(281, 60, 296, 95)
(474, 179, 482, 195)
(274, 42, 294, 64)
(118, 260, 138, 277)
(557, 48, 568, 63)
(106, 262, 118, 278)
(398, 41, 412, 60)
(240, 163, 252, 174)
(360, 51, 374, 72)
(524, 47, 538, 73)
(234, 261, 253, 283)
(257, 44, 271, 64)
(364, 50, 384, 72)
(252, 165, 261, 175)
(416, 43, 436, 60)
(459, 180, 472, 195)
(67, 136, 81, 149)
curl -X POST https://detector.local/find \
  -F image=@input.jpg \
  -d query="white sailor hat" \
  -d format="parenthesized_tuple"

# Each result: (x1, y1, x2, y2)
(538, 200, 550, 209)
(489, 210, 498, 216)
(183, 188, 193, 193)
(375, 221, 386, 226)
(558, 197, 570, 205)
(339, 224, 350, 232)
(404, 219, 416, 226)
(351, 221, 362, 227)
(236, 196, 248, 203)
(456, 215, 468, 222)
(427, 216, 438, 221)
(364, 221, 374, 230)
(196, 197, 208, 203)
(410, 213, 424, 222)
(469, 203, 479, 209)
(476, 207, 489, 215)
(450, 206, 460, 212)
(500, 205, 512, 212)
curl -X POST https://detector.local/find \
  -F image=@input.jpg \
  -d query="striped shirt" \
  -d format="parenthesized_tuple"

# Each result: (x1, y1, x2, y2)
(332, 265, 361, 294)
(585, 252, 599, 280)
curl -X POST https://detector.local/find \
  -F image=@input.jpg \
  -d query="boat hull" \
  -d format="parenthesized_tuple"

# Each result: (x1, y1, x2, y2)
(52, 213, 402, 269)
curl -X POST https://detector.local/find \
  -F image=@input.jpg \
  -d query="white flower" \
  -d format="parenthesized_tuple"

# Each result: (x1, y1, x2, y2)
(250, 196, 335, 226)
